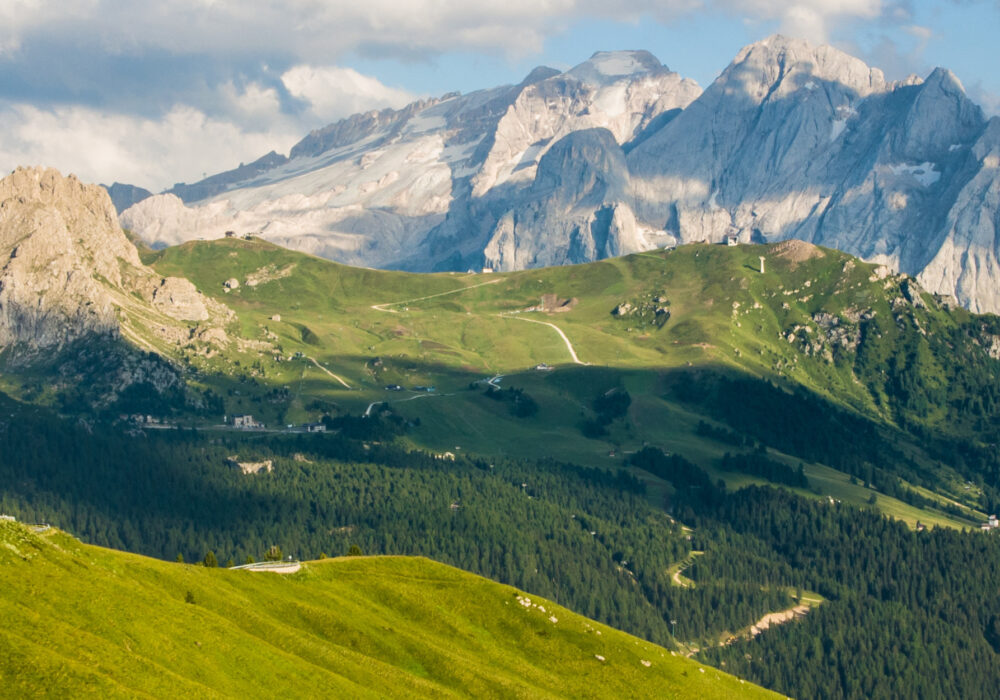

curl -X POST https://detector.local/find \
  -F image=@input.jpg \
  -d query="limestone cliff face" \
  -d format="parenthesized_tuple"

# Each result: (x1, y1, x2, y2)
(0, 167, 139, 354)
(625, 37, 998, 312)
(0, 167, 229, 394)
(483, 128, 644, 270)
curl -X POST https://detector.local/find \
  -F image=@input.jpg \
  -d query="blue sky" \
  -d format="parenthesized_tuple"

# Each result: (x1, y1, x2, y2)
(0, 0, 996, 191)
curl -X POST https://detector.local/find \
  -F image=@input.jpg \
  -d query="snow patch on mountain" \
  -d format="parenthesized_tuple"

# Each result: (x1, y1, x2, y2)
(567, 50, 664, 85)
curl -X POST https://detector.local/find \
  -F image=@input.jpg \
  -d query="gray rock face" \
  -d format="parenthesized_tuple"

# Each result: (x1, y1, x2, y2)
(103, 182, 153, 214)
(121, 36, 1000, 313)
(627, 35, 998, 312)
(482, 128, 642, 270)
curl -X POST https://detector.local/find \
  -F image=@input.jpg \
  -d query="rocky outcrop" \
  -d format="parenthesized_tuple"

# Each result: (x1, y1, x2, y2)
(0, 167, 138, 354)
(145, 277, 210, 321)
(0, 167, 231, 405)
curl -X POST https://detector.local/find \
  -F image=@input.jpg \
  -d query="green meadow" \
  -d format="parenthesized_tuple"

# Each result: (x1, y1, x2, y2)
(143, 238, 994, 530)
(0, 520, 773, 698)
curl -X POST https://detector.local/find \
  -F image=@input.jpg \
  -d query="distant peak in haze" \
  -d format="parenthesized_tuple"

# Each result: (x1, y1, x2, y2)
(567, 50, 667, 85)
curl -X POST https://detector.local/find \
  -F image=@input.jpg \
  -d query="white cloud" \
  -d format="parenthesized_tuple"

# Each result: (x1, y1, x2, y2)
(0, 64, 419, 190)
(281, 65, 416, 122)
(218, 81, 286, 129)
(904, 25, 933, 42)
(721, 0, 883, 43)
(0, 0, 95, 54)
(0, 1, 704, 61)
(968, 84, 1000, 117)
(0, 102, 302, 191)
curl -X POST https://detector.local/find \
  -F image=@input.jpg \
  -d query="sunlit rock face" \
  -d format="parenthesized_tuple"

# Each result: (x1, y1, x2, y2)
(123, 36, 1000, 313)
(0, 167, 229, 407)
(628, 35, 997, 312)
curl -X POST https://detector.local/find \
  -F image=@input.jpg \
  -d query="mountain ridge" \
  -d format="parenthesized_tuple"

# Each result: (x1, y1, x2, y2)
(117, 35, 1000, 313)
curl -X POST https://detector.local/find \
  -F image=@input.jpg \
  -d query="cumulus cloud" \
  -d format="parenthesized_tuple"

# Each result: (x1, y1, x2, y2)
(0, 0, 987, 190)
(281, 66, 416, 122)
(721, 0, 883, 43)
(0, 102, 302, 191)
(0, 0, 94, 54)
(218, 81, 285, 127)
(2, 1, 878, 61)
(0, 60, 419, 191)
(0, 1, 607, 61)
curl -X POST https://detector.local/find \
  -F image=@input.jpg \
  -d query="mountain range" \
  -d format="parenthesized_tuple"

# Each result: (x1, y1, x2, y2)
(118, 36, 1000, 314)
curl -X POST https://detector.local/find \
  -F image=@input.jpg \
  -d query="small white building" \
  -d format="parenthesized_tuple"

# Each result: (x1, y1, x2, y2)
(724, 234, 739, 247)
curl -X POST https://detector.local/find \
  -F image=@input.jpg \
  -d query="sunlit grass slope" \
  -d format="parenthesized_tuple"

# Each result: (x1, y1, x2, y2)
(0, 521, 773, 699)
(148, 237, 956, 421)
(141, 238, 994, 529)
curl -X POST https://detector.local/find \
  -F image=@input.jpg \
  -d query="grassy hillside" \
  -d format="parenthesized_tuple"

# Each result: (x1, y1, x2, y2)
(0, 520, 772, 699)
(139, 238, 1000, 528)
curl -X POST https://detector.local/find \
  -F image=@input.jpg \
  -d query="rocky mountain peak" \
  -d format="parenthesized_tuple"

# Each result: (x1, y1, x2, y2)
(1, 166, 142, 285)
(519, 66, 562, 86)
(923, 67, 965, 93)
(897, 66, 984, 159)
(119, 38, 1000, 313)
(0, 167, 228, 368)
(722, 34, 888, 102)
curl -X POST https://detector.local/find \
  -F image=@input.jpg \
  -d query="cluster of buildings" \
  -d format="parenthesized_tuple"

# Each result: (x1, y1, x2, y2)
(223, 230, 255, 240)
(119, 414, 172, 427)
(981, 515, 999, 532)
(230, 414, 327, 433)
(231, 414, 265, 430)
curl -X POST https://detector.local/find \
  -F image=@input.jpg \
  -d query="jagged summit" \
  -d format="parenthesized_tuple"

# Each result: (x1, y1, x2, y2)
(925, 66, 964, 90)
(519, 65, 561, 86)
(719, 34, 888, 102)
(0, 167, 230, 402)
